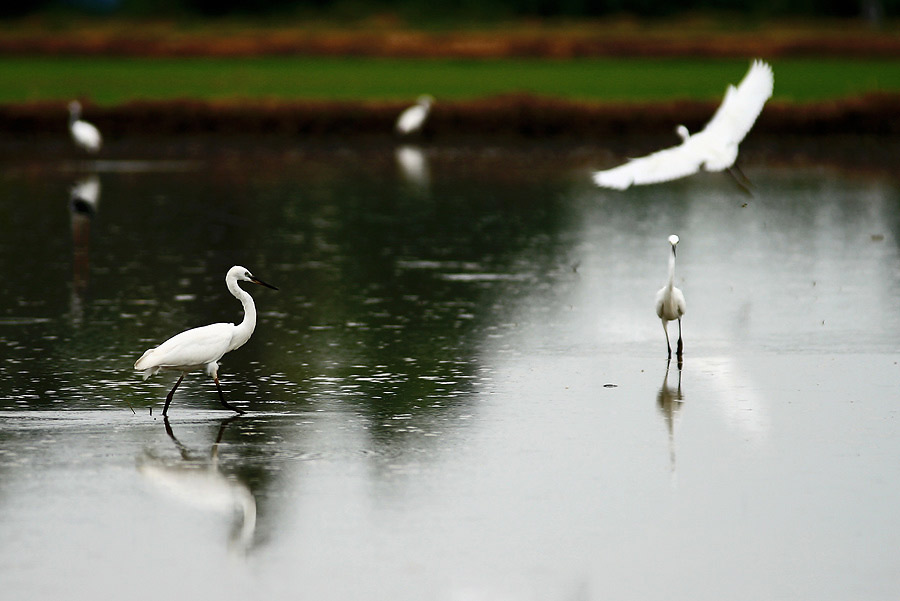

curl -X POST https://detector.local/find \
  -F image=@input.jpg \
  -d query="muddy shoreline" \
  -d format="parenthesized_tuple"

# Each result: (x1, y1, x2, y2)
(3, 93, 898, 139)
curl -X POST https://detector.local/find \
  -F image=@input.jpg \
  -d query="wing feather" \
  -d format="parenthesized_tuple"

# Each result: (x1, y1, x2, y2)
(593, 142, 704, 190)
(700, 60, 773, 146)
(134, 323, 234, 372)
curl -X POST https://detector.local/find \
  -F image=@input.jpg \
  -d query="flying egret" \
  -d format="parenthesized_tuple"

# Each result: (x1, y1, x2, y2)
(395, 95, 434, 136)
(134, 265, 278, 416)
(593, 60, 773, 190)
(68, 100, 102, 154)
(656, 235, 686, 361)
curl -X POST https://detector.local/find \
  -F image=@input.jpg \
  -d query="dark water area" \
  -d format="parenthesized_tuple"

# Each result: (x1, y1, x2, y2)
(1, 136, 899, 600)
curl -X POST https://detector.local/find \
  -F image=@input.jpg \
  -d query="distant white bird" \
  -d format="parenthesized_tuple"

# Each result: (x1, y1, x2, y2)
(395, 94, 434, 136)
(593, 60, 773, 190)
(135, 265, 278, 416)
(68, 100, 102, 153)
(656, 235, 686, 360)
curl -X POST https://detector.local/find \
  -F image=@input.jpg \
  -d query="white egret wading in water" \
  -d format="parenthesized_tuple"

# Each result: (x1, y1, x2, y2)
(656, 235, 686, 360)
(593, 60, 773, 190)
(134, 266, 278, 416)
(395, 95, 434, 136)
(68, 100, 102, 153)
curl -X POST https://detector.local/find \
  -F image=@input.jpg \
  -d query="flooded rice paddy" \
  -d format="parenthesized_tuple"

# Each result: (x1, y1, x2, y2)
(1, 136, 899, 600)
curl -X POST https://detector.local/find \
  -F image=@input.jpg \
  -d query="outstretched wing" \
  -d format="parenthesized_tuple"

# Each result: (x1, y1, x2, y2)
(700, 60, 774, 147)
(593, 142, 705, 190)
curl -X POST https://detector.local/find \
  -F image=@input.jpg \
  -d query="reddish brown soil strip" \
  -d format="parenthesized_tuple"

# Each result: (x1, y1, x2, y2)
(3, 94, 898, 138)
(3, 22, 900, 58)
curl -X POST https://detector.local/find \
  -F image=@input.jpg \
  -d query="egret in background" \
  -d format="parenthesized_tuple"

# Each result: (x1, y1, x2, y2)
(656, 235, 686, 361)
(134, 266, 278, 416)
(68, 100, 102, 154)
(593, 60, 773, 190)
(395, 95, 434, 136)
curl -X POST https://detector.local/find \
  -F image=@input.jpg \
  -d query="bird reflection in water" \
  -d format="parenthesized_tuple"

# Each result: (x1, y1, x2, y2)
(69, 174, 100, 325)
(137, 417, 257, 553)
(395, 144, 430, 195)
(656, 362, 684, 482)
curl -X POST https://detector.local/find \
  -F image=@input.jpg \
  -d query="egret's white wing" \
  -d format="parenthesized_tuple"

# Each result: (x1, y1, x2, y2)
(135, 322, 234, 372)
(72, 120, 102, 152)
(700, 60, 773, 146)
(396, 104, 427, 134)
(593, 143, 705, 190)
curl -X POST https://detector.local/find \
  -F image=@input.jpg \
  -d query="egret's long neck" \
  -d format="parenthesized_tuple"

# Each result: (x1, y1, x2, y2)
(228, 278, 257, 349)
(69, 107, 79, 127)
(667, 247, 677, 290)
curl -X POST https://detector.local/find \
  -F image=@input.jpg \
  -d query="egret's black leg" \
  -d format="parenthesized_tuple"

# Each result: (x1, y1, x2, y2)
(726, 166, 753, 197)
(676, 318, 684, 359)
(663, 321, 672, 360)
(214, 376, 245, 414)
(162, 373, 185, 417)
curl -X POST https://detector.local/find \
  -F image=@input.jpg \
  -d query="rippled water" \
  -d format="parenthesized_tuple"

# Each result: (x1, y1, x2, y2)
(1, 137, 899, 600)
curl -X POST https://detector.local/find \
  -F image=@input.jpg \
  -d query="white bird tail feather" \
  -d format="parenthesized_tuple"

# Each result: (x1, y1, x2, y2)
(134, 348, 160, 379)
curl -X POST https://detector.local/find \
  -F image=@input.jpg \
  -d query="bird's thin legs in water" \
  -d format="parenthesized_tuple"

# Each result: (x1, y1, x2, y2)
(162, 373, 185, 417)
(676, 318, 684, 359)
(727, 165, 754, 197)
(214, 376, 245, 415)
(663, 320, 672, 360)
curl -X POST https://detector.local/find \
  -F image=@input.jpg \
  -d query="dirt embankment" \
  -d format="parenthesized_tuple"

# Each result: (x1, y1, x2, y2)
(2, 20, 899, 137)
(2, 19, 900, 58)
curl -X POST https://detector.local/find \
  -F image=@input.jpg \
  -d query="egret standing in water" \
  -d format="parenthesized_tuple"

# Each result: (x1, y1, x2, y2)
(134, 266, 278, 416)
(656, 235, 686, 361)
(395, 95, 434, 136)
(68, 100, 102, 154)
(593, 60, 773, 190)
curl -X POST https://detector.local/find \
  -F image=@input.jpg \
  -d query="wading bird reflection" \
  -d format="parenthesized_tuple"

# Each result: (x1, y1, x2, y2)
(68, 100, 102, 154)
(656, 235, 685, 361)
(396, 95, 434, 136)
(69, 175, 101, 325)
(593, 60, 773, 191)
(657, 364, 684, 478)
(138, 417, 256, 552)
(395, 144, 430, 193)
(134, 266, 278, 416)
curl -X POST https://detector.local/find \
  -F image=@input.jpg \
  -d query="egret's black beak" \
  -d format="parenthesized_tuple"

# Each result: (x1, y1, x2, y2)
(250, 276, 278, 290)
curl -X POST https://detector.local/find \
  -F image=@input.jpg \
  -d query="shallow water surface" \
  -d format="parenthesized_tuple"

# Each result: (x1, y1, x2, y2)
(1, 139, 899, 600)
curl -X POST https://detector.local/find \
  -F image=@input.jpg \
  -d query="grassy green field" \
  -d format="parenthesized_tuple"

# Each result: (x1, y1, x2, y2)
(1, 56, 898, 105)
